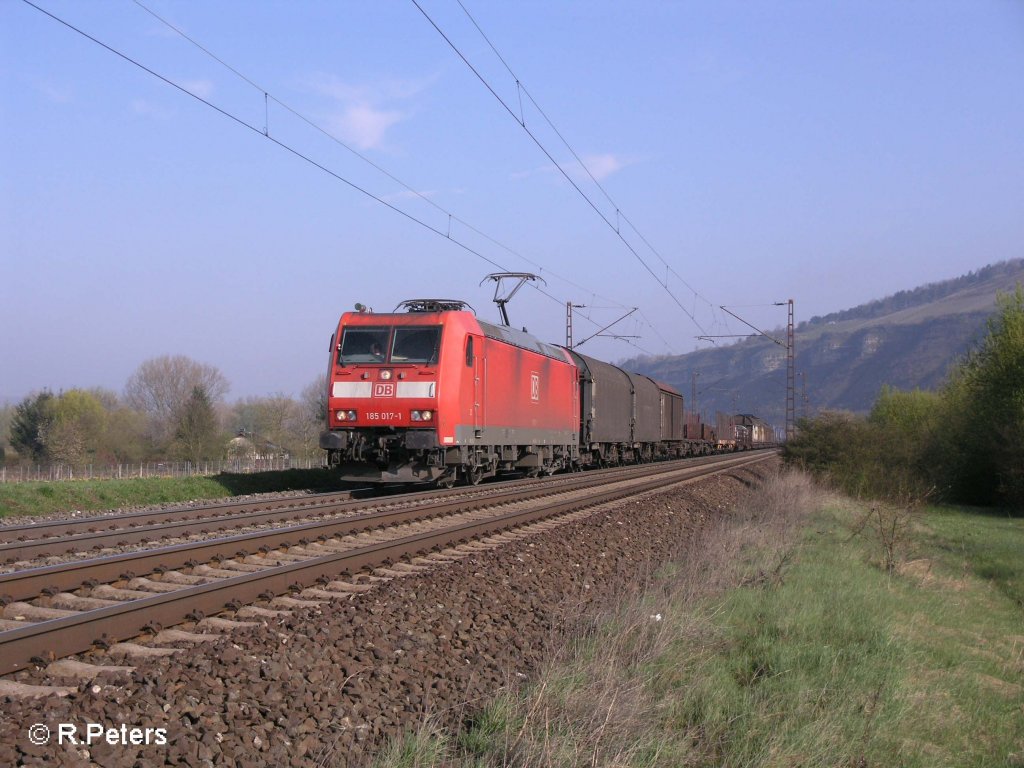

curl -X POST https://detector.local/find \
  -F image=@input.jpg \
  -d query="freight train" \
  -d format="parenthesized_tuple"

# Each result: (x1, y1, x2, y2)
(319, 299, 769, 484)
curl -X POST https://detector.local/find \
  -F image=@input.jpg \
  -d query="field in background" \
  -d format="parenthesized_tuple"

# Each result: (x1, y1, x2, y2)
(377, 472, 1024, 767)
(0, 468, 344, 518)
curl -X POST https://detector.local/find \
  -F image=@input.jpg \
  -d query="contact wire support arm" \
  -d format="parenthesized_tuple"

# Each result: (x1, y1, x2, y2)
(573, 307, 638, 348)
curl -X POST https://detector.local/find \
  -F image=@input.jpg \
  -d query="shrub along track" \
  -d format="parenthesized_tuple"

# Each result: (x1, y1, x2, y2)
(0, 453, 776, 767)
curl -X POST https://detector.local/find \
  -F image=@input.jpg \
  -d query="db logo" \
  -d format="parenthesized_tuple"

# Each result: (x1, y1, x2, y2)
(373, 383, 395, 398)
(530, 373, 540, 402)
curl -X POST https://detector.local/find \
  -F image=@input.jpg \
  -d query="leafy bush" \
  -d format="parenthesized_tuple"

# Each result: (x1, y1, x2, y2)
(947, 287, 1024, 507)
(786, 286, 1024, 511)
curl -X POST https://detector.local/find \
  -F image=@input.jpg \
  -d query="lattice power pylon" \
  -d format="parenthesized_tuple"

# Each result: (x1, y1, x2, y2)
(704, 299, 796, 441)
(785, 298, 795, 441)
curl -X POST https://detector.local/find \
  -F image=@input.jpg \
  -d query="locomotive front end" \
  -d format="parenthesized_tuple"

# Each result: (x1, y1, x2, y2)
(319, 301, 463, 483)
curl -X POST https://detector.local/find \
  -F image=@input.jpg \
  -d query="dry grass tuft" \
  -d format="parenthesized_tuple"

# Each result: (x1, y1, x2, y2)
(461, 469, 826, 767)
(377, 473, 1024, 768)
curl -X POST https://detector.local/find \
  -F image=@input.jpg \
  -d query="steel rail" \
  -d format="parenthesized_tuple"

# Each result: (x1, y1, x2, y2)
(0, 452, 758, 563)
(0, 450, 764, 545)
(0, 453, 759, 603)
(0, 459, 645, 545)
(0, 452, 773, 674)
(0, 490, 355, 544)
(0, 475, 542, 545)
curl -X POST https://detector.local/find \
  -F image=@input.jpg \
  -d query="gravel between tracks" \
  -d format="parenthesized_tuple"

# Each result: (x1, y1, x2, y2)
(1, 460, 775, 767)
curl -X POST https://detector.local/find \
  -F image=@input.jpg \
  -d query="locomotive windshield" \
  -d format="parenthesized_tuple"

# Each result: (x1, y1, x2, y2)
(338, 325, 441, 365)
(391, 326, 441, 364)
(338, 327, 390, 364)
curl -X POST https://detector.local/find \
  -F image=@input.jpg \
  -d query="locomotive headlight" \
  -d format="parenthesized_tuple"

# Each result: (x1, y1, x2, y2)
(421, 410, 433, 421)
(347, 410, 357, 420)
(335, 410, 347, 421)
(379, 369, 393, 380)
(411, 410, 422, 421)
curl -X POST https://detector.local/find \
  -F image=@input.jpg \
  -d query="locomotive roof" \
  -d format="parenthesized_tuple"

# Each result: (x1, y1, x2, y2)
(395, 299, 473, 313)
(477, 320, 569, 363)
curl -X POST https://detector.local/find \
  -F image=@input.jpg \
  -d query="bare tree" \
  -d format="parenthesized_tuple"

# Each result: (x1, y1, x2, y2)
(301, 374, 328, 430)
(227, 377, 326, 461)
(298, 374, 328, 458)
(125, 355, 229, 447)
(231, 394, 299, 457)
(41, 418, 88, 467)
(173, 386, 223, 462)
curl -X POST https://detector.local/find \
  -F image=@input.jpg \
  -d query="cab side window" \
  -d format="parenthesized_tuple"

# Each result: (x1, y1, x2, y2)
(466, 336, 474, 367)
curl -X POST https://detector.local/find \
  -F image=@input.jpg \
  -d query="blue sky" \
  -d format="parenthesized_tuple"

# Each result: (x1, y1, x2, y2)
(2, 1, 1022, 403)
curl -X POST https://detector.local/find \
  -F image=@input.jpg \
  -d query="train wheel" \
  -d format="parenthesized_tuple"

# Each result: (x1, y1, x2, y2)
(467, 466, 484, 485)
(435, 471, 456, 489)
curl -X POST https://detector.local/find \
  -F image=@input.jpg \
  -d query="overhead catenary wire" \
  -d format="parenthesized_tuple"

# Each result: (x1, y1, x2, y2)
(127, 0, 659, 352)
(455, 0, 717, 315)
(17, 3, 498, 265)
(21, 0, 658, 355)
(637, 310, 674, 355)
(413, 0, 713, 337)
(456, 0, 740, 344)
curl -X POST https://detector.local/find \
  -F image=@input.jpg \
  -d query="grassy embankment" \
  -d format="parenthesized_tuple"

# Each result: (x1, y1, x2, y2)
(0, 469, 345, 518)
(378, 472, 1024, 767)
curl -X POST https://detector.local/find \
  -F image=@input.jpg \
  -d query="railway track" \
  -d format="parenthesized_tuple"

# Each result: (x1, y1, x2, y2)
(0, 455, 744, 566)
(0, 451, 774, 683)
(0, 490, 357, 551)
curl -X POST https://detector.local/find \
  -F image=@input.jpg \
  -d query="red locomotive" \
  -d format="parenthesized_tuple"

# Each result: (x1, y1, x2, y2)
(320, 298, 756, 484)
(320, 300, 578, 485)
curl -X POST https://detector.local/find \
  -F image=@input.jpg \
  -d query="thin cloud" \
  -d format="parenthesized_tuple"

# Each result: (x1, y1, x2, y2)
(129, 78, 210, 120)
(178, 79, 215, 100)
(512, 153, 636, 183)
(510, 164, 551, 181)
(381, 189, 440, 203)
(301, 72, 438, 151)
(579, 153, 629, 181)
(328, 103, 404, 151)
(33, 79, 73, 104)
(131, 99, 173, 120)
(307, 72, 437, 103)
(142, 16, 189, 41)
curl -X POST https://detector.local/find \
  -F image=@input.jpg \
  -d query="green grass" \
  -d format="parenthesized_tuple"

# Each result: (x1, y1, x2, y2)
(667, 505, 1024, 768)
(0, 468, 346, 517)
(915, 506, 1024, 608)
(376, 475, 1024, 767)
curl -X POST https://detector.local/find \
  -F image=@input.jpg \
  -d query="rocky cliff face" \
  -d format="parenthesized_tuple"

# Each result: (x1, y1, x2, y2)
(621, 260, 1023, 426)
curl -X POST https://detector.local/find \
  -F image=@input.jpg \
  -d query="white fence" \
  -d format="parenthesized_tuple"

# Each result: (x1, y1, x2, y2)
(0, 457, 327, 483)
